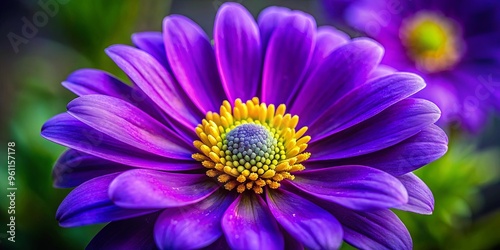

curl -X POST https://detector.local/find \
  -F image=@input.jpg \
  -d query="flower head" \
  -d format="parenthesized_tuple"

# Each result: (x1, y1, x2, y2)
(42, 3, 448, 249)
(323, 0, 500, 133)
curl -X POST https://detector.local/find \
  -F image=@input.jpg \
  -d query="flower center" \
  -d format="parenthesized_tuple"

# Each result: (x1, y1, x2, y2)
(192, 97, 311, 194)
(400, 11, 464, 73)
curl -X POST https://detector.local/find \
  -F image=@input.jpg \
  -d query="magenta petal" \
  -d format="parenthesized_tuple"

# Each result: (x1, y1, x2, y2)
(309, 73, 426, 140)
(109, 169, 219, 209)
(53, 149, 132, 188)
(132, 31, 171, 72)
(313, 125, 448, 176)
(154, 189, 236, 249)
(290, 165, 408, 210)
(105, 44, 202, 130)
(266, 189, 343, 249)
(62, 69, 131, 97)
(310, 98, 441, 161)
(395, 173, 434, 215)
(63, 68, 174, 130)
(215, 2, 261, 101)
(308, 26, 349, 71)
(56, 173, 156, 227)
(328, 206, 412, 250)
(67, 95, 192, 160)
(261, 11, 315, 105)
(257, 6, 291, 51)
(87, 212, 159, 250)
(292, 39, 383, 125)
(369, 65, 396, 80)
(222, 194, 284, 249)
(163, 15, 226, 112)
(41, 113, 199, 171)
(200, 237, 231, 250)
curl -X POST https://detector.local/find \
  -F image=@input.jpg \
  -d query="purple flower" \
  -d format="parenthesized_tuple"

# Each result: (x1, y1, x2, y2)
(323, 0, 500, 133)
(42, 3, 448, 249)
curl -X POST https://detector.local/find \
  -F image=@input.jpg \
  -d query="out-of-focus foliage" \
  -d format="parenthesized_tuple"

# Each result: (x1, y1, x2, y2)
(396, 137, 500, 250)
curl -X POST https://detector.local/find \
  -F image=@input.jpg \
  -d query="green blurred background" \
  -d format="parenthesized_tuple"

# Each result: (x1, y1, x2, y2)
(1, 0, 499, 249)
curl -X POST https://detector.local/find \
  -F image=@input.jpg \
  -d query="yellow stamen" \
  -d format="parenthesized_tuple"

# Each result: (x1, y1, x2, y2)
(192, 98, 310, 194)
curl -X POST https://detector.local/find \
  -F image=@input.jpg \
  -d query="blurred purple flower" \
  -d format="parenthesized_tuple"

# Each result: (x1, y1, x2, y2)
(323, 0, 500, 132)
(41, 3, 448, 249)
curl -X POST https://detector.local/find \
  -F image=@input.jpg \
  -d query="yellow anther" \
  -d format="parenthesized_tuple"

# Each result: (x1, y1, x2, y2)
(192, 153, 208, 161)
(209, 152, 220, 162)
(206, 170, 219, 177)
(275, 162, 290, 172)
(261, 170, 276, 179)
(224, 181, 238, 191)
(200, 145, 211, 156)
(242, 169, 250, 177)
(202, 160, 215, 168)
(215, 163, 224, 171)
(252, 97, 259, 104)
(296, 152, 311, 163)
(255, 179, 266, 187)
(297, 136, 311, 146)
(268, 181, 280, 189)
(286, 147, 300, 158)
(237, 184, 246, 193)
(259, 103, 267, 123)
(267, 104, 275, 121)
(218, 174, 231, 183)
(236, 175, 246, 183)
(253, 186, 263, 194)
(295, 126, 308, 138)
(290, 164, 305, 172)
(249, 173, 259, 181)
(272, 174, 284, 182)
(276, 104, 286, 116)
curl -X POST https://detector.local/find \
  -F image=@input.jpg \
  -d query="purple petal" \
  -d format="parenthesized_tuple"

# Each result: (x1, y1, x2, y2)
(328, 206, 412, 250)
(222, 194, 284, 249)
(87, 212, 159, 250)
(53, 149, 132, 188)
(309, 98, 441, 161)
(62, 69, 131, 97)
(291, 39, 383, 125)
(290, 165, 408, 210)
(283, 230, 305, 250)
(163, 15, 226, 112)
(109, 169, 219, 209)
(105, 44, 202, 131)
(257, 6, 291, 51)
(266, 189, 343, 249)
(154, 189, 236, 249)
(200, 237, 231, 250)
(41, 113, 199, 171)
(369, 65, 396, 80)
(62, 68, 175, 132)
(311, 125, 448, 176)
(67, 95, 192, 160)
(308, 73, 426, 140)
(56, 173, 156, 227)
(261, 11, 315, 105)
(395, 173, 434, 215)
(132, 31, 171, 72)
(308, 26, 349, 71)
(214, 2, 261, 101)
